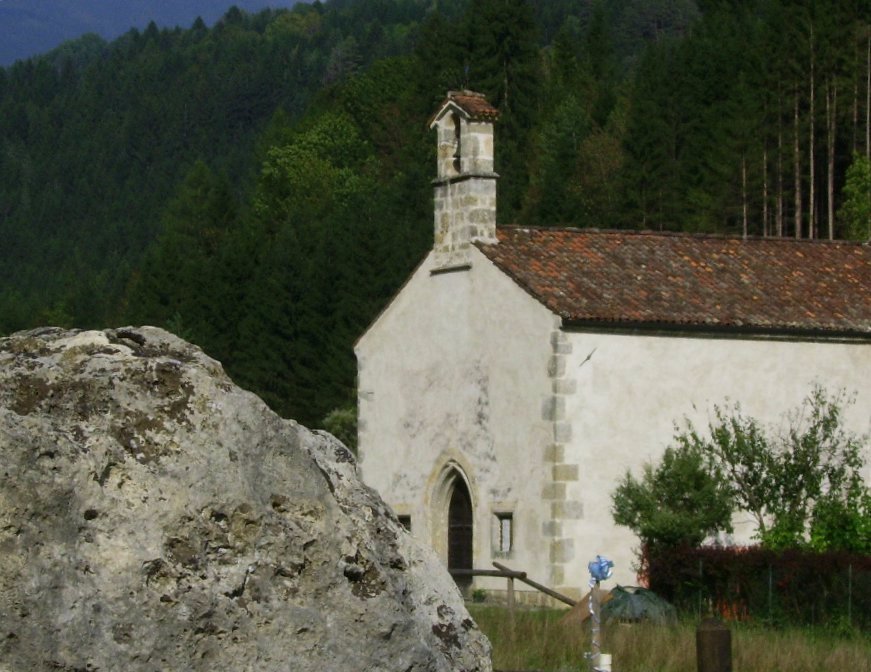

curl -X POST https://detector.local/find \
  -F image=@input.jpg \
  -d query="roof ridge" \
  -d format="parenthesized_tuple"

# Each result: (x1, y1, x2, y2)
(447, 89, 488, 99)
(495, 226, 870, 247)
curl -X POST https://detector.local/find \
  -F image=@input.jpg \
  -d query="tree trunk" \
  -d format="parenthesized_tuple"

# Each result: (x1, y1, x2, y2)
(777, 92, 784, 237)
(794, 89, 802, 238)
(742, 154, 748, 238)
(808, 30, 815, 240)
(826, 80, 836, 240)
(854, 72, 860, 153)
(763, 145, 769, 237)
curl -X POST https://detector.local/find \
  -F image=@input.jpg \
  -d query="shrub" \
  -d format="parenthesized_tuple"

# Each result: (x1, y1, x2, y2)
(644, 545, 871, 630)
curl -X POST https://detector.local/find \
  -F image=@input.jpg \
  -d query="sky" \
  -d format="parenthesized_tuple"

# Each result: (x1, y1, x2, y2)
(0, 0, 302, 67)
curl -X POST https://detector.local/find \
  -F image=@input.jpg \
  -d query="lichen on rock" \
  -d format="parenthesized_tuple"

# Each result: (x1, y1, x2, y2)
(0, 326, 491, 672)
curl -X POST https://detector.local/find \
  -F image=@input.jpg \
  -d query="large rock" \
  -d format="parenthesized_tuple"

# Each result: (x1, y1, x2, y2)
(0, 327, 491, 671)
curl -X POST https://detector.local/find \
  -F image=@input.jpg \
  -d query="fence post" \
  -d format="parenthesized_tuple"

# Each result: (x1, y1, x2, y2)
(848, 563, 852, 627)
(696, 617, 731, 672)
(507, 576, 515, 611)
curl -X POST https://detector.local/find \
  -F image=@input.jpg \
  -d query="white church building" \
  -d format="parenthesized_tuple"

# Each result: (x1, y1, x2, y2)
(354, 90, 871, 599)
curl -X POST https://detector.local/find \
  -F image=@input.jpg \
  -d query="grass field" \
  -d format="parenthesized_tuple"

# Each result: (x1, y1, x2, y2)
(468, 605, 871, 672)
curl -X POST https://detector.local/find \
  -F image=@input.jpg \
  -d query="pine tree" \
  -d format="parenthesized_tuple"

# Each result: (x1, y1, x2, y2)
(838, 152, 871, 240)
(126, 161, 239, 350)
(463, 0, 541, 222)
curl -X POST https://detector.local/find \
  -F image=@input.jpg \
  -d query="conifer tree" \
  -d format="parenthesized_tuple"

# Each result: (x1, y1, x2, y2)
(463, 0, 541, 222)
(838, 152, 871, 241)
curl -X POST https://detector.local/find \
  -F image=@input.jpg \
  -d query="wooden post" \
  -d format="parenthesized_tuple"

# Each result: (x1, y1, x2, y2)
(507, 576, 515, 613)
(507, 575, 516, 636)
(697, 617, 731, 672)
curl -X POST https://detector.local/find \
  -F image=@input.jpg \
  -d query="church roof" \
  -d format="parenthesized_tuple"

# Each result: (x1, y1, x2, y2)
(476, 228, 871, 337)
(428, 90, 500, 127)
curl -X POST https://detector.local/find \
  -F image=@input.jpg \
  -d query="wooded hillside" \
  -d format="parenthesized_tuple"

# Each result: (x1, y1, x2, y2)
(1, 0, 868, 428)
(0, 0, 302, 66)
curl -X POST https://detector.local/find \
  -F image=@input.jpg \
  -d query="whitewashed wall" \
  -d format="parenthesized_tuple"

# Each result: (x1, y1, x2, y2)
(356, 249, 558, 593)
(559, 330, 871, 587)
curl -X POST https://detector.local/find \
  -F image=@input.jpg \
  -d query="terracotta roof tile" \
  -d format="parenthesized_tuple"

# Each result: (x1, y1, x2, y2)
(434, 90, 500, 123)
(476, 228, 871, 336)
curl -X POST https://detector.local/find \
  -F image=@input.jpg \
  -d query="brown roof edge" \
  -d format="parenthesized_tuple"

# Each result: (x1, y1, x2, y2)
(560, 317, 871, 342)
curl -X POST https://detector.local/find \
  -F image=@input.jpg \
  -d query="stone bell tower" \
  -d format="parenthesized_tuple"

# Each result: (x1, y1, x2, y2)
(428, 90, 500, 268)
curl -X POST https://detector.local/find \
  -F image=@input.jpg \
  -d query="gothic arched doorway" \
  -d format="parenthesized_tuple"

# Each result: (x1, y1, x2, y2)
(447, 475, 473, 592)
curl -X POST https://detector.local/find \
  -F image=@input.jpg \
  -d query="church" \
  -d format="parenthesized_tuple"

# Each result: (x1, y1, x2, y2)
(354, 90, 871, 599)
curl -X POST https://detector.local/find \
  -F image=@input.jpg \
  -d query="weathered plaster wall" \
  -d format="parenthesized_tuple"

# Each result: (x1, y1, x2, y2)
(356, 249, 557, 594)
(558, 330, 871, 587)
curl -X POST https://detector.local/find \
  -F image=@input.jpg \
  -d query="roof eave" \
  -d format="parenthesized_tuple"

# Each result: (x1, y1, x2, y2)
(427, 100, 468, 129)
(560, 318, 871, 343)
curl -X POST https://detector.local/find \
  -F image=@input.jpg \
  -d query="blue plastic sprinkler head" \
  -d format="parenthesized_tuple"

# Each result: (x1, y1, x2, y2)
(588, 555, 614, 583)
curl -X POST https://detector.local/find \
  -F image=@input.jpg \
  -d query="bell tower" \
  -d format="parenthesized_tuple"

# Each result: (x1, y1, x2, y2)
(429, 90, 499, 268)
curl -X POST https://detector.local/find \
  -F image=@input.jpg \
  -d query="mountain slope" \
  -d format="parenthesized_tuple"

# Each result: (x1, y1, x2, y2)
(1, 0, 867, 429)
(0, 0, 300, 65)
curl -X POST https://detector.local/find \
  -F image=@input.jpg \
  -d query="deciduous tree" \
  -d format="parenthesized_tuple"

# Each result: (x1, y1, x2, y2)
(612, 443, 734, 550)
(613, 388, 870, 555)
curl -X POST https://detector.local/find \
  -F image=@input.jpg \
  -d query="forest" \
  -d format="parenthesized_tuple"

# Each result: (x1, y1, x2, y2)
(0, 0, 868, 431)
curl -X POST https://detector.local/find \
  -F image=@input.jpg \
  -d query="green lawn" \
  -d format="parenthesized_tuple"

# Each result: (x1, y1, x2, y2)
(468, 605, 871, 672)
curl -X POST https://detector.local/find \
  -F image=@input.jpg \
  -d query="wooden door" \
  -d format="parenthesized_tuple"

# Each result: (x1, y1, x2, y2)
(448, 477, 473, 591)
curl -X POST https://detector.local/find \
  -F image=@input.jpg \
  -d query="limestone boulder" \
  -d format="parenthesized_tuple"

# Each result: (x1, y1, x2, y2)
(0, 327, 491, 672)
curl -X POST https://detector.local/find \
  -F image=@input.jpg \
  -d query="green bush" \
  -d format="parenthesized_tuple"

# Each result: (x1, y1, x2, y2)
(322, 405, 357, 454)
